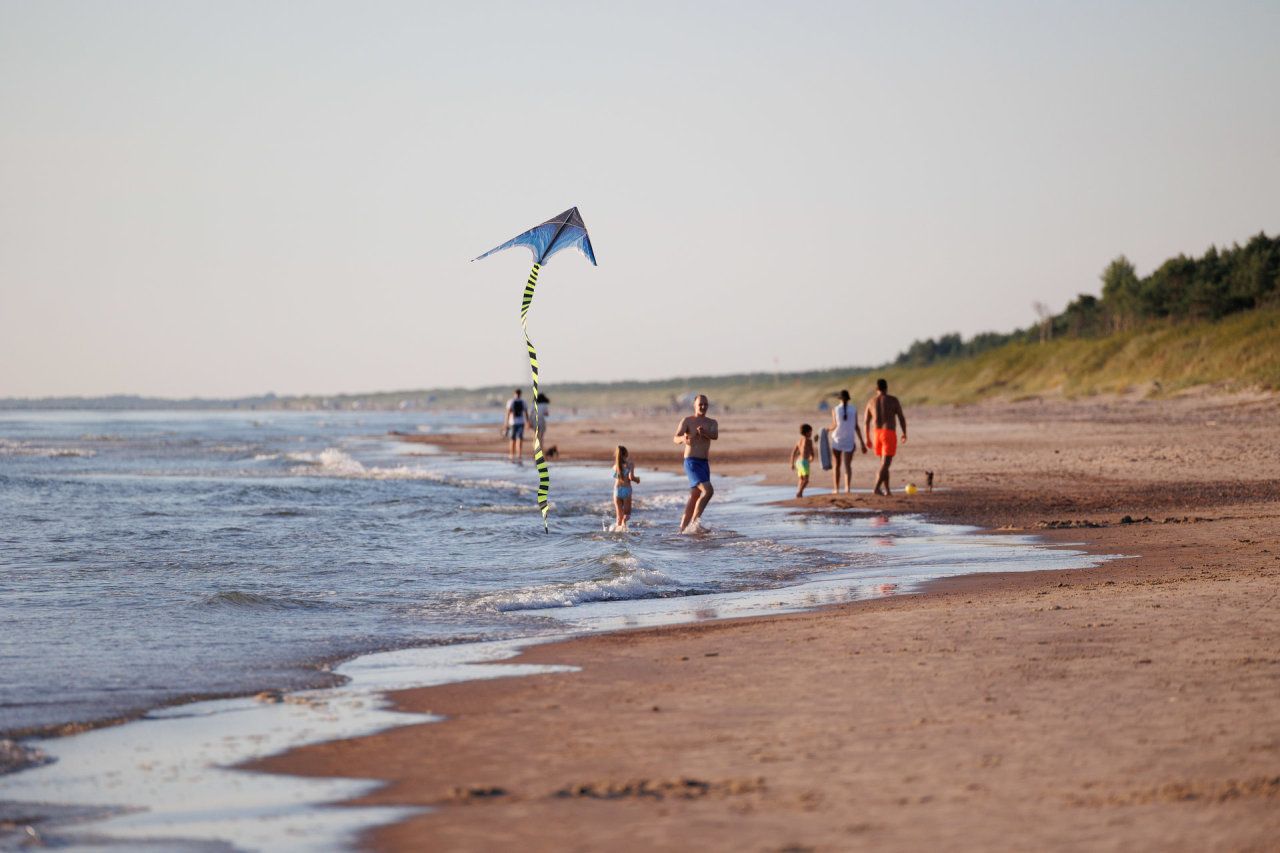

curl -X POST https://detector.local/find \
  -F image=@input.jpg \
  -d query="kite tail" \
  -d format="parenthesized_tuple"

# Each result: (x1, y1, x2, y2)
(521, 262, 550, 532)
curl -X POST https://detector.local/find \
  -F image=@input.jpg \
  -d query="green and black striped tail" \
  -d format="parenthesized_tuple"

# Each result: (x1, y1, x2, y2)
(521, 262, 550, 532)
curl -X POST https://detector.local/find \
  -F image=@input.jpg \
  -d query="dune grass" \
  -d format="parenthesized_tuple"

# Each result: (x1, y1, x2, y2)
(884, 307, 1280, 405)
(546, 308, 1280, 410)
(286, 307, 1280, 413)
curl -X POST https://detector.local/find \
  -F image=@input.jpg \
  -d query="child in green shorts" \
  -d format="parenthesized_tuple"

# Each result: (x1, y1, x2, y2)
(789, 424, 815, 498)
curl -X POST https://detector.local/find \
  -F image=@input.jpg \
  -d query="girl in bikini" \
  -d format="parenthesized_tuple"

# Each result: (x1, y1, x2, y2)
(612, 445, 641, 529)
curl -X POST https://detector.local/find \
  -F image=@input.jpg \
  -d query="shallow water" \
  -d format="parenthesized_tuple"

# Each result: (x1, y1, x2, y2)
(0, 410, 1110, 850)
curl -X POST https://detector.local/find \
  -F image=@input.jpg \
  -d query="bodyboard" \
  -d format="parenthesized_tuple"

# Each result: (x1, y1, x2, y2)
(818, 427, 833, 470)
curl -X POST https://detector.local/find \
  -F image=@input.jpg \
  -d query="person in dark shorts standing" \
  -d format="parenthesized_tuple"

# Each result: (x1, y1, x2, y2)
(503, 389, 526, 462)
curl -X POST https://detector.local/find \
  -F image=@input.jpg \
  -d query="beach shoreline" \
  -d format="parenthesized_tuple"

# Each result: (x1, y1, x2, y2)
(239, 392, 1280, 851)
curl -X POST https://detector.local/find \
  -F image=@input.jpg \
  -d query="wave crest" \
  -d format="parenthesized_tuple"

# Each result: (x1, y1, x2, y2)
(202, 591, 334, 610)
(475, 567, 675, 612)
(0, 439, 96, 457)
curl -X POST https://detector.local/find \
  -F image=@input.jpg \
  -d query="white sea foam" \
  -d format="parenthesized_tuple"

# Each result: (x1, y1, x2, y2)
(0, 439, 95, 457)
(462, 477, 529, 491)
(640, 492, 691, 510)
(725, 538, 808, 557)
(476, 567, 674, 612)
(208, 443, 256, 454)
(287, 448, 368, 476)
(275, 447, 545, 489)
(284, 448, 474, 482)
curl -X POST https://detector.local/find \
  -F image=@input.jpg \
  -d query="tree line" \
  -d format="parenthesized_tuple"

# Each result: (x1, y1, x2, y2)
(894, 231, 1280, 367)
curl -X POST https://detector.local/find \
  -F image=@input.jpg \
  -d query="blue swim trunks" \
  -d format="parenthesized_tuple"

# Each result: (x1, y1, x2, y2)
(684, 457, 711, 488)
(615, 485, 632, 500)
(510, 422, 525, 439)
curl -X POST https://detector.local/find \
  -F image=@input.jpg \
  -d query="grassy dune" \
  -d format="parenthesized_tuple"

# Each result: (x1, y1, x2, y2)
(888, 306, 1280, 405)
(538, 307, 1280, 411)
(286, 307, 1279, 413)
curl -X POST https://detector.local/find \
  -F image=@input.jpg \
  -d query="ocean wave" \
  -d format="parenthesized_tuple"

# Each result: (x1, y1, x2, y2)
(0, 439, 96, 458)
(282, 447, 525, 487)
(462, 501, 555, 514)
(286, 448, 368, 476)
(474, 565, 675, 612)
(460, 477, 530, 491)
(207, 443, 257, 455)
(639, 493, 692, 510)
(723, 538, 810, 557)
(201, 590, 337, 610)
(286, 448, 424, 479)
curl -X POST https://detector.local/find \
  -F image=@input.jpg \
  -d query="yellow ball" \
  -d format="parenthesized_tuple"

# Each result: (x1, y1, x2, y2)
(905, 483, 918, 495)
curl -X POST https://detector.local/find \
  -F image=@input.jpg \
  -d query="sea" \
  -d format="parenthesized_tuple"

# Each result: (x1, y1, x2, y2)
(0, 410, 1109, 851)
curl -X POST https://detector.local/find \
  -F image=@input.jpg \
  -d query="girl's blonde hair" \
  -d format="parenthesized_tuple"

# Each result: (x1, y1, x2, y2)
(614, 445, 628, 472)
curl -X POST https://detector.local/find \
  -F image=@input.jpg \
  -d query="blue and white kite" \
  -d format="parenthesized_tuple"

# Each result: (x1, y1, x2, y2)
(474, 207, 597, 531)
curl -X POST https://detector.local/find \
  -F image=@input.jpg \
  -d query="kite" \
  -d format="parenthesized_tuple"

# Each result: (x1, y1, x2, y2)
(474, 207, 597, 531)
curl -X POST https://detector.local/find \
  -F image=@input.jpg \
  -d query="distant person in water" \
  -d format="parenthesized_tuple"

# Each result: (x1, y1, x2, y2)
(532, 392, 550, 444)
(790, 423, 815, 498)
(673, 394, 718, 532)
(829, 389, 867, 494)
(611, 445, 640, 529)
(503, 389, 526, 462)
(864, 378, 907, 495)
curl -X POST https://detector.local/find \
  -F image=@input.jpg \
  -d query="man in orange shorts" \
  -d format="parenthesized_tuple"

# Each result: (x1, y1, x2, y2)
(864, 378, 907, 496)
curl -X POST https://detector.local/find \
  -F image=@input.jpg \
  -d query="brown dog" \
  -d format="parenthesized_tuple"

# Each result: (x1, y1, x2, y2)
(544, 445, 559, 459)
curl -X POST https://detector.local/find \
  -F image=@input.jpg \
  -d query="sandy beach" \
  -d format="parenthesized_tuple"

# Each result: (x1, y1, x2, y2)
(247, 391, 1280, 851)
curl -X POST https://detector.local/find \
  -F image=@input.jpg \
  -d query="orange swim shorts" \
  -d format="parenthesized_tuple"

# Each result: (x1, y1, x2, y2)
(873, 428, 897, 457)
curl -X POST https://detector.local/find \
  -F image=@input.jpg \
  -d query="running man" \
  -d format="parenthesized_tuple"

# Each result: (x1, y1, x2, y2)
(673, 394, 718, 532)
(864, 378, 907, 495)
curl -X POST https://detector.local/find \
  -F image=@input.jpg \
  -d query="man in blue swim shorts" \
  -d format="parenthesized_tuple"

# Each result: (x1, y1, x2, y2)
(673, 394, 718, 532)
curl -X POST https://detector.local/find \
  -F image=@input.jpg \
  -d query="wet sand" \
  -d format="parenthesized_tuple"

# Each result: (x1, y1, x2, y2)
(248, 392, 1280, 851)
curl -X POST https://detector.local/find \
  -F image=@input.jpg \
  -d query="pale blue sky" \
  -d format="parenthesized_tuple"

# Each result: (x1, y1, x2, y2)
(2, 0, 1277, 398)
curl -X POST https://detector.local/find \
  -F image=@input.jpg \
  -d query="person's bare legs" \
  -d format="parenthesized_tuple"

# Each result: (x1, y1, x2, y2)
(831, 449, 844, 493)
(680, 483, 714, 531)
(614, 496, 626, 528)
(841, 452, 853, 494)
(680, 489, 698, 531)
(691, 482, 714, 525)
(875, 455, 894, 495)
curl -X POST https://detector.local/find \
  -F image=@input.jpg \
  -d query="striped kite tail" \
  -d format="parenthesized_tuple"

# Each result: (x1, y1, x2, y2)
(521, 263, 550, 532)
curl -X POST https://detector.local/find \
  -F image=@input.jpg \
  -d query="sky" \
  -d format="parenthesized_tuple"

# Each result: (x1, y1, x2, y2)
(2, 0, 1277, 399)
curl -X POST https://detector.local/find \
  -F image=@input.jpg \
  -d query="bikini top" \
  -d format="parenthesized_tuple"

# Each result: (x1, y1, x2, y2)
(613, 462, 633, 481)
